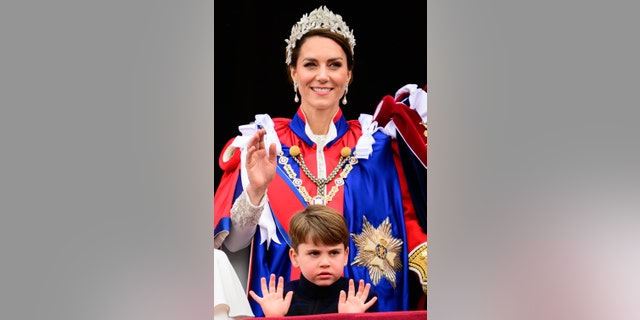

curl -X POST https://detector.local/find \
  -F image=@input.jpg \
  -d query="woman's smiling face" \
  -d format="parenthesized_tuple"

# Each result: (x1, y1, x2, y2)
(290, 35, 351, 113)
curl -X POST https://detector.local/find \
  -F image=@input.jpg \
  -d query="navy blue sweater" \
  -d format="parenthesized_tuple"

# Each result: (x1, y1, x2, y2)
(283, 275, 379, 316)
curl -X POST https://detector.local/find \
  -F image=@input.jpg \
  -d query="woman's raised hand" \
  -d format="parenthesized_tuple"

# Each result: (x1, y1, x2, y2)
(245, 129, 277, 205)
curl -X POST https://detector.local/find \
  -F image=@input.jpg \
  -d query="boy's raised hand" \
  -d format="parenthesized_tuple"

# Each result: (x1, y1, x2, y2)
(248, 273, 293, 317)
(338, 279, 378, 313)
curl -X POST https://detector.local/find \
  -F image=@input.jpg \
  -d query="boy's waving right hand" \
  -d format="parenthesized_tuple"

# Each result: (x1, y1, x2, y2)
(249, 273, 293, 317)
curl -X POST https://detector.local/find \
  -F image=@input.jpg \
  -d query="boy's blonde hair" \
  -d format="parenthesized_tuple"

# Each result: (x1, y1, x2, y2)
(288, 204, 349, 252)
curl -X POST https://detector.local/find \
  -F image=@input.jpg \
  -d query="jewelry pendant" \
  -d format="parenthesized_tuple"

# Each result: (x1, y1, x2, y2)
(311, 196, 325, 205)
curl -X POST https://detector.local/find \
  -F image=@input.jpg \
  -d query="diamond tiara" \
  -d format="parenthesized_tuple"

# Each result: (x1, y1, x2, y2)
(285, 6, 356, 65)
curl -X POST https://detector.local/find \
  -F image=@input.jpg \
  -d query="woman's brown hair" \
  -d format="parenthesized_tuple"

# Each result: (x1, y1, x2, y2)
(286, 29, 355, 85)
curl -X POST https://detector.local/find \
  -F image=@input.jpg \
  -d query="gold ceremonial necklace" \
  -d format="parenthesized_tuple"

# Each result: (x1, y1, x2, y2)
(278, 145, 358, 205)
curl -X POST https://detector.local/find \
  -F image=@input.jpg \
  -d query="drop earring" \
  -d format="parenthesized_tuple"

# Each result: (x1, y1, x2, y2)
(342, 85, 348, 105)
(293, 82, 299, 103)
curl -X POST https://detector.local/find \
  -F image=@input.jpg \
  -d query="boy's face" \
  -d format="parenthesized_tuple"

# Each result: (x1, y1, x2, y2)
(289, 241, 349, 286)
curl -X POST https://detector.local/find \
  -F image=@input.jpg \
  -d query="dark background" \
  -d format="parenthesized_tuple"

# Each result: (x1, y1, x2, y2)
(214, 1, 427, 187)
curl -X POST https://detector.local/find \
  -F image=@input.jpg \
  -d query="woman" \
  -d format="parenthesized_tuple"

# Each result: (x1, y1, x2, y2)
(213, 6, 427, 317)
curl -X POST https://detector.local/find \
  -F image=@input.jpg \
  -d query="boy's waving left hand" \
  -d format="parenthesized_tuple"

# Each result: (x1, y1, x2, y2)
(338, 279, 378, 313)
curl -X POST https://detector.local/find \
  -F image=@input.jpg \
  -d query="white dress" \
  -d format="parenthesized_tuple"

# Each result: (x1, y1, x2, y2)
(214, 249, 255, 319)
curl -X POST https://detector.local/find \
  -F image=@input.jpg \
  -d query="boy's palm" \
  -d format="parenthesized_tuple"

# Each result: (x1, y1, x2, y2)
(248, 274, 293, 317)
(338, 279, 378, 313)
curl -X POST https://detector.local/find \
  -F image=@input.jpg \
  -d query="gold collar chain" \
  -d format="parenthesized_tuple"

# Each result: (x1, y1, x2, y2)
(278, 146, 358, 205)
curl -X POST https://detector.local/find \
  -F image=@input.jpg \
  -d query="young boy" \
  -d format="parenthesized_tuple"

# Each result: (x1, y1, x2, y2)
(249, 205, 378, 316)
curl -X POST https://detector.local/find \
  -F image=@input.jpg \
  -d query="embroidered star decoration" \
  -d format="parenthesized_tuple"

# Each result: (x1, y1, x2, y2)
(351, 216, 403, 289)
